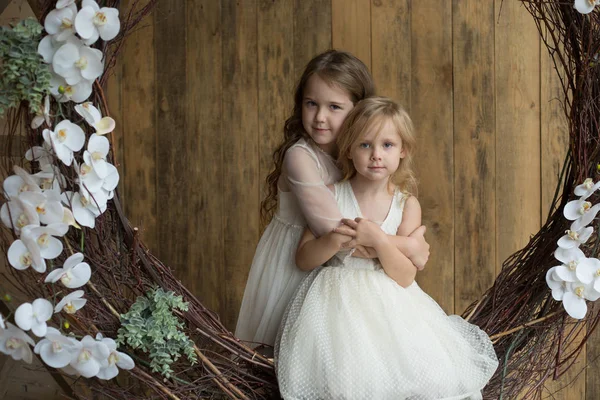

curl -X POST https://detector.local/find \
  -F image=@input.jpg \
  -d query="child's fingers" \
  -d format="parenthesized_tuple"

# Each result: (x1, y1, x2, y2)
(341, 218, 358, 228)
(334, 226, 357, 237)
(342, 239, 358, 248)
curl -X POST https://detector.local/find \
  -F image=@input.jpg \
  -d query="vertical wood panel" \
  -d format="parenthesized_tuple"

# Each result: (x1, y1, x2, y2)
(186, 0, 224, 319)
(452, 0, 496, 314)
(257, 0, 294, 218)
(155, 0, 189, 281)
(332, 0, 371, 71)
(495, 0, 540, 274)
(293, 0, 331, 77)
(371, 0, 411, 108)
(411, 1, 454, 313)
(121, 0, 157, 252)
(221, 0, 259, 330)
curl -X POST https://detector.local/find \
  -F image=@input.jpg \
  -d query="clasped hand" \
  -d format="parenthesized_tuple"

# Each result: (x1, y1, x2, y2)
(334, 218, 430, 270)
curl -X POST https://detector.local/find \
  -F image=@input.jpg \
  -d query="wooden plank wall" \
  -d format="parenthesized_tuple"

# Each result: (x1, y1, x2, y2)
(105, 0, 595, 397)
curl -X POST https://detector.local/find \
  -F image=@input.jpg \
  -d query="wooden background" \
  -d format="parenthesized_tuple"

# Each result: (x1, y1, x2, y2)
(1, 0, 599, 398)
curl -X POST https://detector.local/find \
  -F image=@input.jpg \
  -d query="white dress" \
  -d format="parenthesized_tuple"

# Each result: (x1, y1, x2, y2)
(235, 138, 343, 346)
(275, 181, 499, 400)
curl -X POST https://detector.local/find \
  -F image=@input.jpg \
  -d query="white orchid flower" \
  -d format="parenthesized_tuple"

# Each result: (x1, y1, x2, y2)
(75, 102, 115, 136)
(75, 0, 120, 44)
(26, 144, 54, 168)
(7, 236, 44, 272)
(95, 334, 134, 380)
(34, 327, 78, 368)
(557, 221, 593, 249)
(38, 33, 79, 64)
(57, 0, 75, 8)
(546, 267, 566, 301)
(574, 0, 599, 14)
(16, 224, 70, 272)
(19, 190, 64, 225)
(62, 190, 106, 228)
(43, 120, 86, 166)
(3, 166, 42, 198)
(31, 95, 52, 129)
(575, 257, 600, 293)
(83, 134, 110, 178)
(0, 323, 35, 363)
(62, 207, 80, 229)
(44, 3, 78, 41)
(69, 335, 110, 378)
(54, 290, 87, 314)
(574, 178, 600, 199)
(50, 69, 93, 103)
(564, 199, 600, 230)
(1, 197, 40, 235)
(563, 281, 600, 319)
(100, 163, 119, 200)
(45, 253, 91, 288)
(15, 298, 53, 337)
(32, 164, 66, 193)
(553, 247, 595, 283)
(0, 313, 5, 330)
(53, 41, 103, 86)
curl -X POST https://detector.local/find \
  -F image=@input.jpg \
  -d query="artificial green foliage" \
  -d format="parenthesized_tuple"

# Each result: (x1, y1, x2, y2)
(117, 287, 198, 378)
(0, 18, 51, 116)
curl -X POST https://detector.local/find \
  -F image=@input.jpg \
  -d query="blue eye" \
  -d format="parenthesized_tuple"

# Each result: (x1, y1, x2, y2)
(305, 100, 316, 107)
(330, 104, 342, 111)
(384, 142, 394, 148)
(359, 143, 370, 149)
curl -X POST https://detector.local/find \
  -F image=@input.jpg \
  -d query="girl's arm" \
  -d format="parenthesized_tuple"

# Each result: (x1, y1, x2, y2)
(284, 145, 343, 237)
(295, 228, 351, 271)
(341, 226, 429, 269)
(340, 196, 423, 287)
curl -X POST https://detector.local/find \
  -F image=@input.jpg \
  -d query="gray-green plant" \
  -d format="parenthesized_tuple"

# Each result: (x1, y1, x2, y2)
(0, 18, 51, 116)
(117, 287, 198, 378)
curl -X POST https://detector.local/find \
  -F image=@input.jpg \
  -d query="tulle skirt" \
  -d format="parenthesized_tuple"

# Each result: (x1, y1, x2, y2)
(235, 216, 308, 346)
(275, 266, 498, 400)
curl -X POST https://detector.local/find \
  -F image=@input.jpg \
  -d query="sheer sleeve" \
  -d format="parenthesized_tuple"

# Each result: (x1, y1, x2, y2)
(283, 145, 342, 237)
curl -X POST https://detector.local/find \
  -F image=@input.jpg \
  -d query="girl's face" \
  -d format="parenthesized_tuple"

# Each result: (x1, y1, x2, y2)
(349, 118, 406, 182)
(301, 74, 354, 154)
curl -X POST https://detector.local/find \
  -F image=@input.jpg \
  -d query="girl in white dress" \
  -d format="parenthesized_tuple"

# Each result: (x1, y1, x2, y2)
(235, 51, 431, 347)
(275, 97, 498, 399)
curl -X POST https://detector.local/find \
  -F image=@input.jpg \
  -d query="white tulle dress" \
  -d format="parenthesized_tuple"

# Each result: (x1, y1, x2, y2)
(275, 181, 499, 400)
(235, 138, 343, 346)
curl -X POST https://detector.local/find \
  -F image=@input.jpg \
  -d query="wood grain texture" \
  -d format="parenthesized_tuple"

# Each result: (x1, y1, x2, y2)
(221, 0, 259, 330)
(452, 0, 496, 314)
(185, 0, 225, 321)
(293, 0, 331, 77)
(411, 0, 454, 314)
(332, 0, 371, 71)
(494, 0, 541, 275)
(371, 0, 411, 108)
(121, 0, 158, 252)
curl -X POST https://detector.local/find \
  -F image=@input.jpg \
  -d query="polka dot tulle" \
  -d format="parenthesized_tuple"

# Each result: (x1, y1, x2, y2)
(274, 181, 498, 399)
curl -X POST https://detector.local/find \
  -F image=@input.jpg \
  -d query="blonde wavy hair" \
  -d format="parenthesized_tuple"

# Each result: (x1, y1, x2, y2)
(260, 50, 375, 227)
(336, 97, 417, 195)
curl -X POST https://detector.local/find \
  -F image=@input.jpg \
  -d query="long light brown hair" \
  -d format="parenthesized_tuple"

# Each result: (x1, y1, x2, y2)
(260, 50, 375, 227)
(336, 97, 417, 195)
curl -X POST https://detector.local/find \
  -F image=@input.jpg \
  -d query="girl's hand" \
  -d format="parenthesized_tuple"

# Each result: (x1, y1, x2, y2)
(340, 217, 387, 249)
(407, 225, 430, 270)
(352, 245, 378, 259)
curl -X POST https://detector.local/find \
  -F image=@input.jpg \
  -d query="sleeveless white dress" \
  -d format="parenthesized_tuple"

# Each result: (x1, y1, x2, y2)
(275, 181, 498, 400)
(235, 138, 342, 346)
